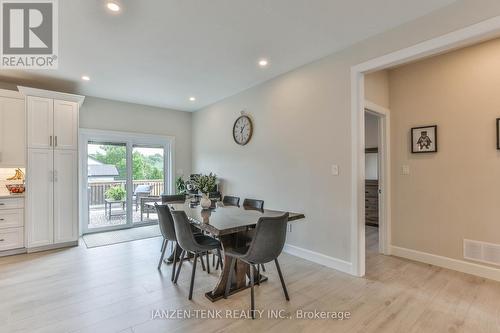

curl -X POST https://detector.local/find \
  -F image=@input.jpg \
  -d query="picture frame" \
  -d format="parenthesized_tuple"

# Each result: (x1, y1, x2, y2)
(496, 119, 500, 150)
(411, 125, 437, 153)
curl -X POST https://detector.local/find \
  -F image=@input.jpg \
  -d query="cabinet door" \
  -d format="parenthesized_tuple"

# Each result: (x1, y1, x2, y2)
(26, 149, 53, 247)
(27, 96, 53, 149)
(53, 150, 78, 243)
(0, 97, 25, 167)
(53, 100, 78, 150)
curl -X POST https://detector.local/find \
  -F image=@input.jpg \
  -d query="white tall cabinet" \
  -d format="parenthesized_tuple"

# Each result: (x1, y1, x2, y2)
(19, 87, 84, 250)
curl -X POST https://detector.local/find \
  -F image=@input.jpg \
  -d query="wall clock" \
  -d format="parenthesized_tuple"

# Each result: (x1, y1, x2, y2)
(233, 115, 253, 145)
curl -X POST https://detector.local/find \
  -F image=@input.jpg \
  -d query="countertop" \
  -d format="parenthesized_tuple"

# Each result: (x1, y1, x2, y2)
(0, 191, 25, 199)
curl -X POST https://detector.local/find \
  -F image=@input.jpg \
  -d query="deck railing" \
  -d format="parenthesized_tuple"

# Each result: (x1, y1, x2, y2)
(88, 180, 164, 206)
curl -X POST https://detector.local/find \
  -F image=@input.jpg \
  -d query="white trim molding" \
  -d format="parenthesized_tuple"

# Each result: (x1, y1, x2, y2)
(350, 15, 500, 277)
(18, 86, 85, 107)
(283, 244, 352, 275)
(391, 246, 500, 283)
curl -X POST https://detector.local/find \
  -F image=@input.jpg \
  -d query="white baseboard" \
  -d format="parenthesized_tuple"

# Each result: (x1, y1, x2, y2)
(283, 243, 352, 274)
(391, 245, 500, 282)
(27, 241, 79, 253)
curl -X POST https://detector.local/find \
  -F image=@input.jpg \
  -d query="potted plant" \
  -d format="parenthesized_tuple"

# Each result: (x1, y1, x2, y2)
(192, 173, 217, 209)
(105, 186, 126, 201)
(175, 176, 186, 194)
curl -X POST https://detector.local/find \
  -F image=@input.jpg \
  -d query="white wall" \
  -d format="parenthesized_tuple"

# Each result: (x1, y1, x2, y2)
(80, 96, 192, 178)
(192, 0, 500, 266)
(389, 37, 500, 262)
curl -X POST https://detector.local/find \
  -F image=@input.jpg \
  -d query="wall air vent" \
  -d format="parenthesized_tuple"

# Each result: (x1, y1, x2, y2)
(464, 239, 500, 266)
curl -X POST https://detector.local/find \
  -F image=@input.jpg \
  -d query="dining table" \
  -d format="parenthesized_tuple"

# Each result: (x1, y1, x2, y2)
(163, 200, 306, 302)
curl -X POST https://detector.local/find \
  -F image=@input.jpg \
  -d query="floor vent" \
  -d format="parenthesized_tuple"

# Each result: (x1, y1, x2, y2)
(464, 239, 500, 266)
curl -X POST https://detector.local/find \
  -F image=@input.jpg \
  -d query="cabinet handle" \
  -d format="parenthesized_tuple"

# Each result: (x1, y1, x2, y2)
(0, 203, 4, 206)
(0, 218, 4, 221)
(50, 136, 53, 146)
(0, 239, 4, 242)
(55, 136, 58, 147)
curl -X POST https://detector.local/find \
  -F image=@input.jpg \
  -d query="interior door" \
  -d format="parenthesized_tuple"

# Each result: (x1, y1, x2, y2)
(53, 150, 78, 243)
(27, 96, 53, 149)
(26, 148, 54, 247)
(53, 100, 78, 150)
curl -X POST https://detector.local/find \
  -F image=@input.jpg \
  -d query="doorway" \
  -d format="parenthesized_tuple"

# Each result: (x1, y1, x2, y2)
(80, 129, 174, 235)
(364, 111, 380, 255)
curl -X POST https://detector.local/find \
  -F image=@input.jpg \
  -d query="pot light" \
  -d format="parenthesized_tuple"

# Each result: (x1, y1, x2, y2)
(81, 75, 90, 81)
(258, 59, 269, 67)
(189, 97, 196, 102)
(106, 1, 120, 12)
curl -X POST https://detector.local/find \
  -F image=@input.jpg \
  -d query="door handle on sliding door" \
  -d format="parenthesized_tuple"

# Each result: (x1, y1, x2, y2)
(55, 136, 57, 147)
(49, 136, 52, 147)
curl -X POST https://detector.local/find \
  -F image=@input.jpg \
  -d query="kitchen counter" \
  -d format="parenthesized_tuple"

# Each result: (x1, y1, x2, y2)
(0, 191, 25, 199)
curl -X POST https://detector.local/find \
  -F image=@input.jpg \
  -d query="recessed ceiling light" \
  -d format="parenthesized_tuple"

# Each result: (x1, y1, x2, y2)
(81, 75, 90, 81)
(189, 97, 196, 102)
(258, 59, 269, 67)
(106, 1, 120, 12)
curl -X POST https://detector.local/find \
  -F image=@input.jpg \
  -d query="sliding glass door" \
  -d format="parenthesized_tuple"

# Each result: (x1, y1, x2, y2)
(80, 130, 173, 234)
(87, 141, 129, 230)
(132, 145, 164, 225)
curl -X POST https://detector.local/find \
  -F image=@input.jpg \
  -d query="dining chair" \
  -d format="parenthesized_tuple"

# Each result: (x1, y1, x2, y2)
(222, 195, 240, 207)
(243, 198, 264, 211)
(161, 194, 186, 203)
(224, 213, 290, 319)
(242, 198, 266, 271)
(155, 203, 180, 281)
(155, 203, 209, 275)
(171, 210, 223, 300)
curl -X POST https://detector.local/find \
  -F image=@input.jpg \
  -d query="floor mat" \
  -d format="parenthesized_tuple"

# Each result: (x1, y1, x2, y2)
(83, 225, 161, 248)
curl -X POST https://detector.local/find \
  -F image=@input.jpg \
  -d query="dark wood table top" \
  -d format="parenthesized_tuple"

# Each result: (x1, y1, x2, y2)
(168, 201, 305, 236)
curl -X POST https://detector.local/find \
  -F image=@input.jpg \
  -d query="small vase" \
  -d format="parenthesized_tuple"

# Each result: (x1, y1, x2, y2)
(200, 193, 211, 209)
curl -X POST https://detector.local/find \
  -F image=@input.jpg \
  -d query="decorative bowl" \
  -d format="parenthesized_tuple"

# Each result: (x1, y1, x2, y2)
(6, 184, 25, 194)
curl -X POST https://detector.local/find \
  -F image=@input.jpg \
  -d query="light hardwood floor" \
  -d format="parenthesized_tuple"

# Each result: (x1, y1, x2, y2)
(1, 230, 500, 333)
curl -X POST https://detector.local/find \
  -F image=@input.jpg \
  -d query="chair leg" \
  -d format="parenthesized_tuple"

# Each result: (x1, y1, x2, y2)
(261, 264, 266, 272)
(173, 250, 185, 284)
(171, 243, 178, 282)
(257, 264, 260, 286)
(212, 252, 216, 267)
(200, 253, 206, 271)
(160, 238, 166, 253)
(158, 239, 168, 270)
(206, 252, 210, 274)
(274, 258, 289, 301)
(224, 257, 235, 299)
(250, 264, 255, 319)
(189, 253, 198, 300)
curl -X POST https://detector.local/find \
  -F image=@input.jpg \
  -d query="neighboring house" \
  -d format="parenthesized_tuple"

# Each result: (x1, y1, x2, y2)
(87, 157, 119, 182)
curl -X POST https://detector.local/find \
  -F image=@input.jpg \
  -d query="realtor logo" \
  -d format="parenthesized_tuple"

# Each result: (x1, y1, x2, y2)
(0, 0, 58, 69)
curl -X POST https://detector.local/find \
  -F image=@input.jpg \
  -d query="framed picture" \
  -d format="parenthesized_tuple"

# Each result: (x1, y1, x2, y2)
(411, 125, 437, 153)
(497, 119, 500, 150)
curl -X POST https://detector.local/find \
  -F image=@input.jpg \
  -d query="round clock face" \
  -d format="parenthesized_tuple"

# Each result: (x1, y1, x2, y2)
(233, 115, 253, 145)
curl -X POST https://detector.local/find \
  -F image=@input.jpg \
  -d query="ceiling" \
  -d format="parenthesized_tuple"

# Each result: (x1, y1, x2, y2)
(0, 0, 456, 111)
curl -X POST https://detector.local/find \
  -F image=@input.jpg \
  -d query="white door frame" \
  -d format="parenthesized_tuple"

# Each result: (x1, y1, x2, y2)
(365, 101, 391, 256)
(79, 128, 175, 235)
(350, 16, 500, 277)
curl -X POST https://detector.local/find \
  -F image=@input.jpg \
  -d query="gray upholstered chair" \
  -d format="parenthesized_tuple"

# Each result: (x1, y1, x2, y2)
(224, 213, 290, 319)
(161, 194, 186, 203)
(171, 210, 223, 300)
(155, 203, 180, 281)
(243, 198, 264, 211)
(222, 195, 240, 207)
